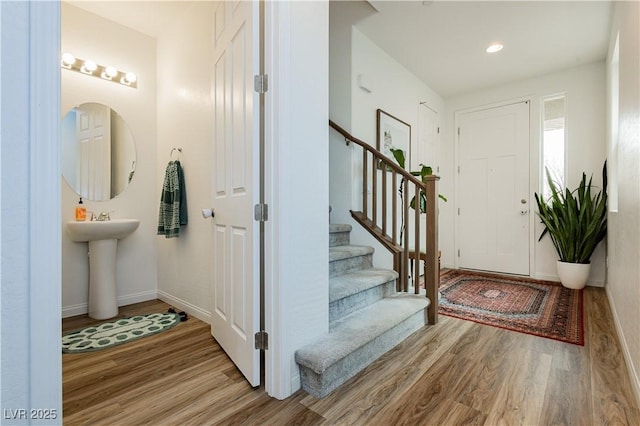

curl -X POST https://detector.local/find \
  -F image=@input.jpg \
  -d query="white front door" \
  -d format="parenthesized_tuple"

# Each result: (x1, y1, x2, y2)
(211, 0, 260, 387)
(457, 101, 530, 275)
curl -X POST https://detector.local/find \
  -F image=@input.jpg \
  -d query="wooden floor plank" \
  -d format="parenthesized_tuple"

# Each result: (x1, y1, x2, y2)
(62, 290, 640, 425)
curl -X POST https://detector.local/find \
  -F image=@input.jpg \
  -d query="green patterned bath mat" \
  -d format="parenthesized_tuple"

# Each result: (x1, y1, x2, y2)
(62, 312, 181, 353)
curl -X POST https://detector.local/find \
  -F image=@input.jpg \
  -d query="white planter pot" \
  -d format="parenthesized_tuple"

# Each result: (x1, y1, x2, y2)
(556, 261, 590, 289)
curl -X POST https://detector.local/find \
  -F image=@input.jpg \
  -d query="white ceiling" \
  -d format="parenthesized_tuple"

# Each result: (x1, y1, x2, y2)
(67, 0, 613, 98)
(356, 1, 612, 97)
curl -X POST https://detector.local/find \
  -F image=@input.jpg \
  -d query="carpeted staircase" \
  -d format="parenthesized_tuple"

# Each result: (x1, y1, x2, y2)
(295, 224, 430, 398)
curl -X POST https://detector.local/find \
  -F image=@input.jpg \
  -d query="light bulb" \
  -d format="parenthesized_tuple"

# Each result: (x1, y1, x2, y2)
(102, 66, 118, 80)
(61, 52, 76, 67)
(105, 66, 118, 78)
(125, 72, 137, 83)
(81, 59, 97, 74)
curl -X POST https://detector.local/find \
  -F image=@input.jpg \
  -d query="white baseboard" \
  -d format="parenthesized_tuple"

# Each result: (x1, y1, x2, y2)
(62, 303, 89, 318)
(291, 373, 300, 398)
(62, 290, 158, 318)
(605, 287, 640, 408)
(157, 290, 211, 324)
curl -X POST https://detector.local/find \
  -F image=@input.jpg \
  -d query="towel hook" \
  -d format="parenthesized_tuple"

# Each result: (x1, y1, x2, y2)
(170, 147, 182, 160)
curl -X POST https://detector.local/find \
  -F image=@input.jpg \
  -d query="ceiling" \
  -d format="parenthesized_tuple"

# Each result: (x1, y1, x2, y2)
(357, 1, 612, 97)
(67, 0, 613, 98)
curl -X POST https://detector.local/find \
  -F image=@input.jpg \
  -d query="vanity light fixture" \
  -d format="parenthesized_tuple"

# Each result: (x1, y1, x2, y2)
(61, 52, 138, 89)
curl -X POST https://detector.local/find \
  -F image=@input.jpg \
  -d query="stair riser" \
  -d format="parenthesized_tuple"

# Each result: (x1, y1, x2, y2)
(330, 254, 373, 278)
(299, 308, 428, 398)
(330, 280, 396, 325)
(329, 231, 350, 247)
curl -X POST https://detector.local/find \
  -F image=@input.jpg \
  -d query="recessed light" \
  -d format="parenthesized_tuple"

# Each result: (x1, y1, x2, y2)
(486, 43, 504, 53)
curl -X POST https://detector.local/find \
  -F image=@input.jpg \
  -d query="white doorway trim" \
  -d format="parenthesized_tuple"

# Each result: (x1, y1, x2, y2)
(454, 96, 535, 275)
(2, 1, 62, 418)
(263, 0, 287, 399)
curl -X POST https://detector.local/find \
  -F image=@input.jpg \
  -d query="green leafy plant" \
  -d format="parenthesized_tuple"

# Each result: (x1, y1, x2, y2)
(534, 162, 607, 264)
(389, 148, 447, 213)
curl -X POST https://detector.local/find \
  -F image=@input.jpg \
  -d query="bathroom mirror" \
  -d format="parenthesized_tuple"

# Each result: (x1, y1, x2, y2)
(61, 103, 136, 201)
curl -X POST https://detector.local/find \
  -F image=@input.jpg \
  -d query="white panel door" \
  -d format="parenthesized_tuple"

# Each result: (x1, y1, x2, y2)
(75, 103, 111, 200)
(415, 104, 439, 250)
(458, 101, 530, 275)
(211, 0, 260, 386)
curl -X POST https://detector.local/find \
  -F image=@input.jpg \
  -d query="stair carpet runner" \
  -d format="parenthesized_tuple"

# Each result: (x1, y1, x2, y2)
(295, 224, 430, 398)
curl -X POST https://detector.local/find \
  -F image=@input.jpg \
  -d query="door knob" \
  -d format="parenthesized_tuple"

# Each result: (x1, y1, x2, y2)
(521, 199, 527, 204)
(201, 208, 215, 219)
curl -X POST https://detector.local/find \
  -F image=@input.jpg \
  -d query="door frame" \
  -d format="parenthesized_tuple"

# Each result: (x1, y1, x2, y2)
(26, 0, 322, 405)
(453, 96, 536, 276)
(4, 0, 63, 416)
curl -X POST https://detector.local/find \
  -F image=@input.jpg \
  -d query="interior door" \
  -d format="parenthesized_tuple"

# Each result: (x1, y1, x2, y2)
(210, 0, 260, 386)
(416, 103, 439, 250)
(75, 103, 111, 201)
(457, 101, 530, 275)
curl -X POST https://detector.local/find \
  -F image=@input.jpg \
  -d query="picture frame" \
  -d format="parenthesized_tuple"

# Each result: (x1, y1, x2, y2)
(376, 109, 411, 170)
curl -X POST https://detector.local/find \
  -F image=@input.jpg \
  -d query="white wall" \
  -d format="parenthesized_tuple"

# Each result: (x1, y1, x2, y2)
(266, 0, 329, 399)
(606, 0, 640, 405)
(443, 62, 607, 285)
(155, 2, 214, 322)
(61, 4, 158, 316)
(330, 26, 444, 270)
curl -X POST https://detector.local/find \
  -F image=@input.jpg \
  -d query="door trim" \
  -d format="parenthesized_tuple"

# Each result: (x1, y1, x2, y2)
(8, 0, 63, 414)
(454, 96, 534, 275)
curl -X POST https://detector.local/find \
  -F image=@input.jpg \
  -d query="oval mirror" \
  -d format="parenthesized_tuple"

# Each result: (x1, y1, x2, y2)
(61, 103, 136, 201)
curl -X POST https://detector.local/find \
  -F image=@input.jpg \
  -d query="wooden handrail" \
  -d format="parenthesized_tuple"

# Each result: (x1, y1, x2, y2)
(329, 120, 435, 189)
(329, 119, 440, 324)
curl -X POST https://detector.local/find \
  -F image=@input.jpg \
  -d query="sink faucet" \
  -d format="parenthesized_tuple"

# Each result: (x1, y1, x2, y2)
(96, 211, 112, 221)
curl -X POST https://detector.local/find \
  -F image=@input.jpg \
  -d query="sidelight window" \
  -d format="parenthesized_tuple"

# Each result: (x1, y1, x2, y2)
(541, 94, 566, 200)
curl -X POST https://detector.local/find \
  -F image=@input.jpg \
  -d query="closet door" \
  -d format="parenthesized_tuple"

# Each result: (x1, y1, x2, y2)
(210, 0, 261, 387)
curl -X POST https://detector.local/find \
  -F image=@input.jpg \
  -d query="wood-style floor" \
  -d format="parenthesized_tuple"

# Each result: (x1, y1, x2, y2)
(63, 288, 640, 425)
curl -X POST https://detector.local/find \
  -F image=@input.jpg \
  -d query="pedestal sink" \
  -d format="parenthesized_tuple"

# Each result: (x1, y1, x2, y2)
(66, 219, 140, 319)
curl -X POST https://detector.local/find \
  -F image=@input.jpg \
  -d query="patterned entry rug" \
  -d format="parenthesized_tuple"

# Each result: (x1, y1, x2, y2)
(62, 312, 181, 353)
(439, 270, 584, 345)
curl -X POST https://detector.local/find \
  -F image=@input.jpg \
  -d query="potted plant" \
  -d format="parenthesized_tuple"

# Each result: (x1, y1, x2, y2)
(534, 162, 607, 289)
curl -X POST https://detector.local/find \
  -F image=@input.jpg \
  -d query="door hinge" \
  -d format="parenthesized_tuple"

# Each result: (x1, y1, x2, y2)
(457, 127, 460, 136)
(254, 204, 268, 222)
(458, 208, 460, 216)
(457, 165, 460, 174)
(437, 127, 440, 134)
(255, 330, 268, 350)
(254, 74, 268, 93)
(458, 249, 460, 257)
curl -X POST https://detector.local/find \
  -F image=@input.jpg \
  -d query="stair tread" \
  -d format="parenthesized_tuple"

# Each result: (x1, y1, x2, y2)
(329, 224, 352, 233)
(330, 268, 398, 303)
(296, 294, 430, 373)
(329, 245, 374, 262)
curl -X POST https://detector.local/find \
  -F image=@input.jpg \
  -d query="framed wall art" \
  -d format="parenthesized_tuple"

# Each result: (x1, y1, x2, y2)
(376, 109, 411, 170)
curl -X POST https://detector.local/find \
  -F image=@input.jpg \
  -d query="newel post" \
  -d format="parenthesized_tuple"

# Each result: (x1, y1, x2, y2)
(425, 175, 440, 324)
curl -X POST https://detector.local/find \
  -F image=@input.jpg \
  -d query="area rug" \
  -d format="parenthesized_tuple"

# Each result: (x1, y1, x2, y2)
(62, 312, 181, 353)
(439, 270, 584, 345)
